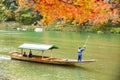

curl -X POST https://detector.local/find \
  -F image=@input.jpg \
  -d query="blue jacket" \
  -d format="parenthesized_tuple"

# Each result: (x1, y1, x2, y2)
(78, 48, 85, 56)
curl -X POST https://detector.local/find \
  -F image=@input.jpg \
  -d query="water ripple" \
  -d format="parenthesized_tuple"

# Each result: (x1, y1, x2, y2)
(0, 55, 11, 60)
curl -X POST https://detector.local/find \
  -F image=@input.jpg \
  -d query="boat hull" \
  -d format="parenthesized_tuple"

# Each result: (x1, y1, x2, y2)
(10, 52, 95, 65)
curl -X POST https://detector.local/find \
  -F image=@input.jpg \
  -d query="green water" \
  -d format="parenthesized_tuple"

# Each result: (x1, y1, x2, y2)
(0, 30, 120, 80)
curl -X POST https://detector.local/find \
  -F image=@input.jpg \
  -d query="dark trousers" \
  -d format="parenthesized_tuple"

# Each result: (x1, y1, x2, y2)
(78, 55, 82, 62)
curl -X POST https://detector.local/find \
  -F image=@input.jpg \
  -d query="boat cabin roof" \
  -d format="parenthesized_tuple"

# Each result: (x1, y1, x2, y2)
(19, 43, 58, 50)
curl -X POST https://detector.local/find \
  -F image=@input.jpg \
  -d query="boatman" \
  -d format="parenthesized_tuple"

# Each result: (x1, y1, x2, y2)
(77, 47, 85, 62)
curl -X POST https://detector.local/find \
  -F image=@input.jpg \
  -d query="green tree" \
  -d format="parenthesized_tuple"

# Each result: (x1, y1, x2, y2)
(15, 7, 42, 25)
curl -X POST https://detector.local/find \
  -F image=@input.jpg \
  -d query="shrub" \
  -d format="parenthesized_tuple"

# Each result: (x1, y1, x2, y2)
(20, 13, 33, 25)
(110, 28, 120, 34)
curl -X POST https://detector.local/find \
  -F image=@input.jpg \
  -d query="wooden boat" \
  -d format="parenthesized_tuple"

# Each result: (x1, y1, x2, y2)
(10, 43, 95, 65)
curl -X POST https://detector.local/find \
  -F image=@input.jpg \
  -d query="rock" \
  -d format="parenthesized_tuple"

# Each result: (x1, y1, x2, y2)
(97, 31, 104, 34)
(17, 28, 21, 31)
(34, 28, 43, 32)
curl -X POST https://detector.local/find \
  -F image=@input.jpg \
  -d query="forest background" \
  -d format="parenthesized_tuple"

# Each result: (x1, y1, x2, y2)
(0, 0, 120, 34)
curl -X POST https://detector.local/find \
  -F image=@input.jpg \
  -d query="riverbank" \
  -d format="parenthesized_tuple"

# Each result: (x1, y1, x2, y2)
(0, 21, 120, 34)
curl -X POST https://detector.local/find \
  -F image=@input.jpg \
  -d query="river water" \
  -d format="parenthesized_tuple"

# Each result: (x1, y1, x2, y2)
(0, 30, 120, 80)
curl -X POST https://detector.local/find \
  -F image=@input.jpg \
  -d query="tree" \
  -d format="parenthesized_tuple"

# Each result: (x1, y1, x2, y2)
(19, 0, 119, 27)
(0, 0, 18, 21)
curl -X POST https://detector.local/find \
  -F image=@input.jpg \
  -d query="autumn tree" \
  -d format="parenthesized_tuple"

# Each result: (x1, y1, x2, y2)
(19, 0, 119, 27)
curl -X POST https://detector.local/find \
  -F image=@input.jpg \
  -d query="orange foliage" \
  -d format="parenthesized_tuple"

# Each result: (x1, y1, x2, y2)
(19, 0, 119, 26)
(18, 0, 25, 6)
